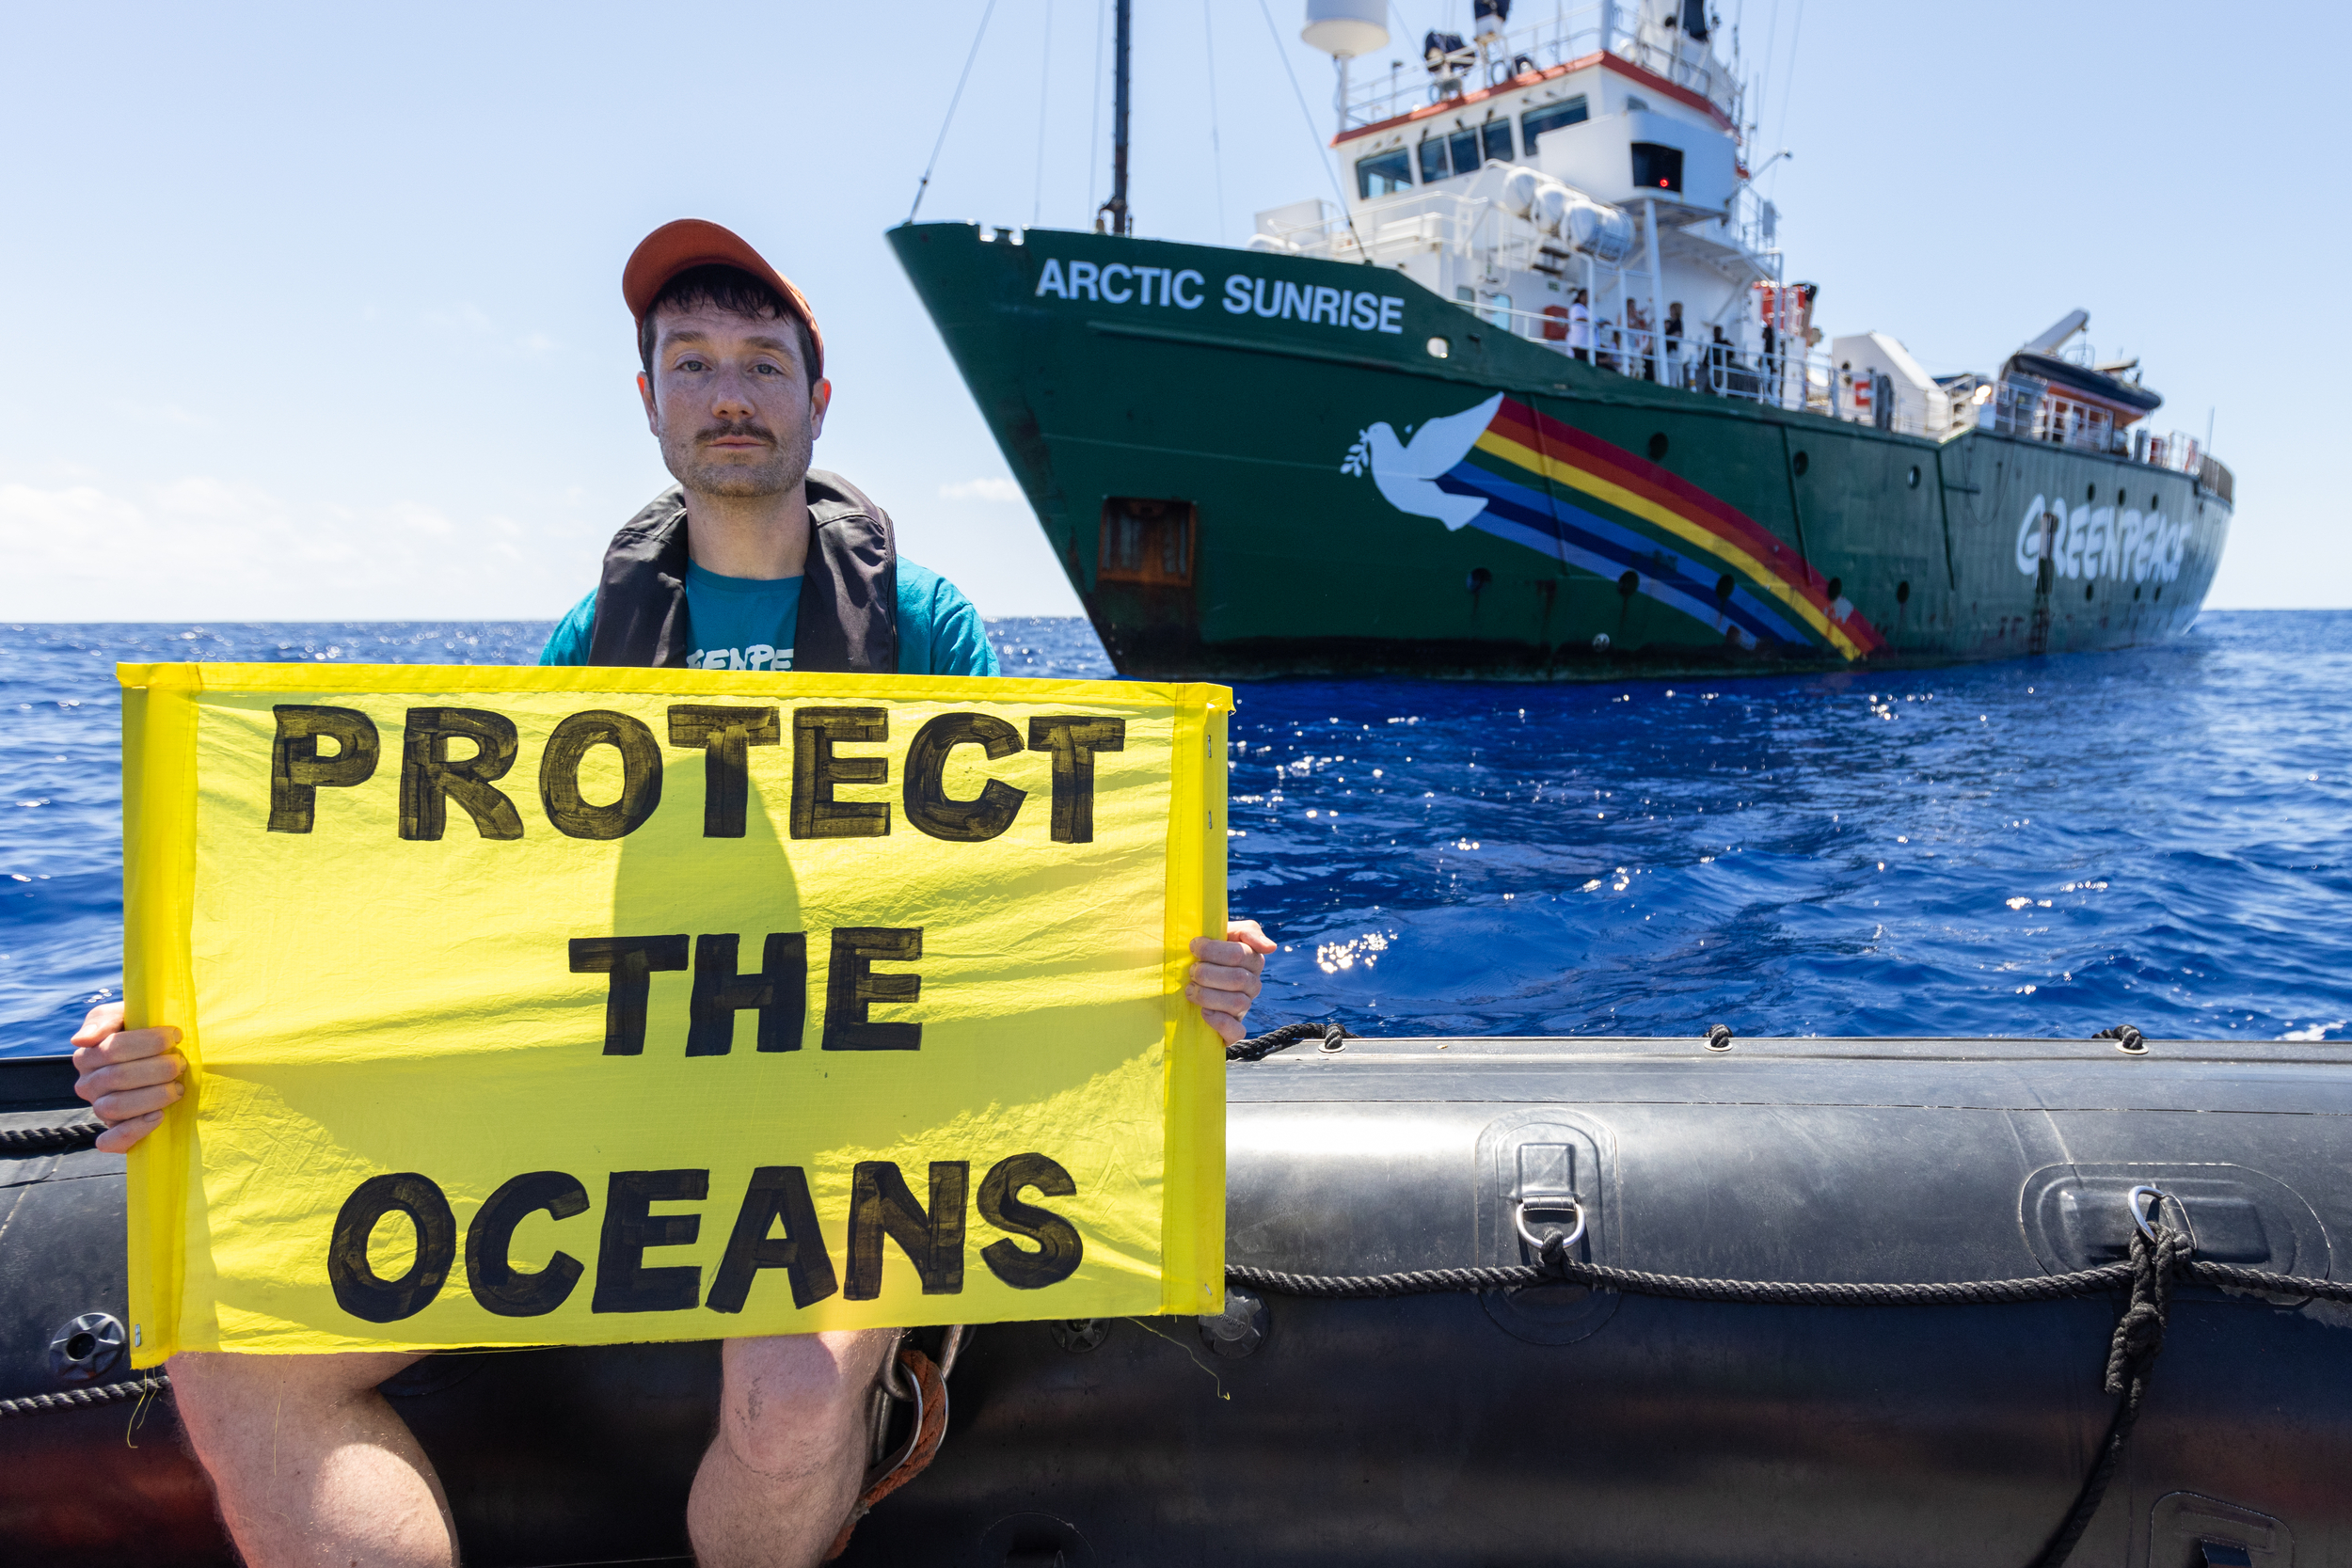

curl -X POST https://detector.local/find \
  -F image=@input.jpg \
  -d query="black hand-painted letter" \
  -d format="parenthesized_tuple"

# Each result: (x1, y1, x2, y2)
(466, 1170, 589, 1317)
(401, 707, 524, 841)
(268, 705, 380, 833)
(541, 710, 663, 839)
(903, 712, 1027, 842)
(569, 935, 690, 1054)
(1026, 717, 1126, 843)
(707, 1166, 839, 1312)
(791, 706, 890, 839)
(844, 1160, 968, 1299)
(977, 1153, 1085, 1289)
(666, 705, 779, 838)
(688, 933, 808, 1056)
(591, 1169, 708, 1313)
(326, 1172, 455, 1323)
(821, 927, 922, 1051)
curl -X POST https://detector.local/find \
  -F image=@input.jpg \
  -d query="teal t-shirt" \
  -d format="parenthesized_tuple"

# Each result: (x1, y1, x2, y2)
(538, 556, 999, 677)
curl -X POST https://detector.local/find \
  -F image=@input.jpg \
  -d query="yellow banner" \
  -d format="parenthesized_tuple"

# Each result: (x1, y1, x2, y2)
(119, 663, 1229, 1363)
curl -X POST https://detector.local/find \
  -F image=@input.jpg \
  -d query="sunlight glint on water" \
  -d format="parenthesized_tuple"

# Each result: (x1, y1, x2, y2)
(3, 613, 2348, 1054)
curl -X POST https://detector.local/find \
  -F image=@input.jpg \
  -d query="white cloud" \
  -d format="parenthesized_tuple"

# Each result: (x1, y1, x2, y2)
(0, 477, 584, 620)
(938, 477, 1024, 503)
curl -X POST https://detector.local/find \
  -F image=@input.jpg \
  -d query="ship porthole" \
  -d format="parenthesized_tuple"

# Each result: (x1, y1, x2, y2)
(2087, 483, 2098, 502)
(1826, 576, 1843, 600)
(1715, 573, 1735, 602)
(2149, 494, 2157, 509)
(1617, 570, 1640, 598)
(1647, 432, 1670, 460)
(1791, 451, 1809, 476)
(2134, 586, 2142, 601)
(1425, 336, 1450, 358)
(2084, 584, 2094, 602)
(1896, 580, 1911, 605)
(1468, 566, 1493, 593)
(1907, 466, 1920, 489)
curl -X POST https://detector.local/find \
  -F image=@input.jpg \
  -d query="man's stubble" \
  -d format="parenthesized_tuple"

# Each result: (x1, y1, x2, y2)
(661, 417, 813, 500)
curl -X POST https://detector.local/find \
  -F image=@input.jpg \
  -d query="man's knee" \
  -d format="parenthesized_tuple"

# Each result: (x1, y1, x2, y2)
(168, 1350, 424, 1454)
(716, 1330, 895, 1481)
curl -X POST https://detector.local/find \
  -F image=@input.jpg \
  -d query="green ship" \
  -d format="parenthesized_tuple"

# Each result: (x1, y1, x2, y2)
(892, 0, 2233, 680)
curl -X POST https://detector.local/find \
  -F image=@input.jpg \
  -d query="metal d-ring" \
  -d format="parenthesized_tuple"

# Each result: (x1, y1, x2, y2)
(1514, 1196, 1586, 1255)
(868, 1347, 927, 1484)
(877, 1329, 915, 1401)
(2126, 1184, 2171, 1242)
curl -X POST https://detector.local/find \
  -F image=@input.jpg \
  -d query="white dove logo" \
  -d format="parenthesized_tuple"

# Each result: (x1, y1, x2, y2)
(1339, 392, 1504, 531)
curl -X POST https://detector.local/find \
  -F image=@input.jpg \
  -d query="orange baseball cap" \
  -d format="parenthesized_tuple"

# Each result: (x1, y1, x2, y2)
(623, 218, 824, 379)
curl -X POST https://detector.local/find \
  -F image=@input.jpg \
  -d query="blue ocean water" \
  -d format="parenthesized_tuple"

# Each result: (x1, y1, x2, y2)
(3, 613, 2347, 1056)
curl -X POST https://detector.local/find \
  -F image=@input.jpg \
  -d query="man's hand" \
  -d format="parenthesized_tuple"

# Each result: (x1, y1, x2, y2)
(71, 1003, 185, 1154)
(1187, 920, 1276, 1046)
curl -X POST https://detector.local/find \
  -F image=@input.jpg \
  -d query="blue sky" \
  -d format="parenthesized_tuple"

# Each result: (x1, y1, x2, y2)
(0, 1, 2333, 620)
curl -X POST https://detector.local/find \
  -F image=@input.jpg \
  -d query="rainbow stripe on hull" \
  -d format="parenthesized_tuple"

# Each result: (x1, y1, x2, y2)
(1443, 397, 1886, 660)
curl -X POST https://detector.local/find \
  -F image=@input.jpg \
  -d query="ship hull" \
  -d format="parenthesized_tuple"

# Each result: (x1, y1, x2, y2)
(891, 223, 2233, 681)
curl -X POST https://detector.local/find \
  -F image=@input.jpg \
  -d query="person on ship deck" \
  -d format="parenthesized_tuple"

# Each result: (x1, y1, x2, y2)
(65, 218, 1278, 1568)
(1625, 297, 1653, 380)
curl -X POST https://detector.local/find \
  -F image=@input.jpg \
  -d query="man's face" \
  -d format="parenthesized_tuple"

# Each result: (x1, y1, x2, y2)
(638, 304, 832, 499)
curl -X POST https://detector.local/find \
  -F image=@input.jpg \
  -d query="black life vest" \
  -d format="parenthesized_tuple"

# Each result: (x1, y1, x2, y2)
(583, 469, 900, 672)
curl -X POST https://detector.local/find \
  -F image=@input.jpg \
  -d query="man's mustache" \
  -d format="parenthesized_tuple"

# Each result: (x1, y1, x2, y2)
(695, 421, 778, 447)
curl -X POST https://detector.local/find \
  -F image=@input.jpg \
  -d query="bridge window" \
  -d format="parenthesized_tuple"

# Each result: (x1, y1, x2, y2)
(1355, 147, 1414, 198)
(1521, 96, 1588, 150)
(1630, 141, 1683, 193)
(1417, 123, 1514, 182)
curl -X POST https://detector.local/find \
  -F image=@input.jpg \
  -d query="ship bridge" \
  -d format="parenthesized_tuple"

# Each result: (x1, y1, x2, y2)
(1248, 1, 2234, 485)
(1258, 6, 1788, 414)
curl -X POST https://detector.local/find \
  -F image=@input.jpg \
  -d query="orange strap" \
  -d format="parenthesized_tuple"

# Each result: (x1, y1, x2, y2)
(823, 1346, 948, 1561)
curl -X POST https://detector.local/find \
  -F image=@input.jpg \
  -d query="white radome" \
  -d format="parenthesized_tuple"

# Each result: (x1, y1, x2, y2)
(1301, 0, 1388, 58)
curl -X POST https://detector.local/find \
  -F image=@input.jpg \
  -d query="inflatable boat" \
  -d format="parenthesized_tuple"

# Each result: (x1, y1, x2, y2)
(6, 1029, 2350, 1567)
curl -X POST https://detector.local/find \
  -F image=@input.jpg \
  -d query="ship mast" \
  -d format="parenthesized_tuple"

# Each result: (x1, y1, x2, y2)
(1097, 0, 1133, 234)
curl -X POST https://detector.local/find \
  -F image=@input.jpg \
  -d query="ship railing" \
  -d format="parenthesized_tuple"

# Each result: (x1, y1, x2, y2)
(1263, 191, 1541, 273)
(2137, 432, 2233, 500)
(1968, 385, 2234, 492)
(1443, 298, 2233, 487)
(1338, 5, 1741, 132)
(1270, 184, 1775, 297)
(1466, 303, 1944, 430)
(1725, 184, 1782, 265)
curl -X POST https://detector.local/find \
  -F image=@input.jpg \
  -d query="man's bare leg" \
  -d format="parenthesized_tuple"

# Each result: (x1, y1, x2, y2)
(687, 1329, 898, 1568)
(169, 1350, 455, 1568)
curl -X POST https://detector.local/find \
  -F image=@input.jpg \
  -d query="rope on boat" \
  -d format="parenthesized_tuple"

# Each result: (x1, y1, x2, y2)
(0, 1373, 168, 1419)
(1220, 1021, 2350, 1566)
(1234, 1211, 2343, 1564)
(0, 1112, 104, 1153)
(1232, 1211, 2312, 1568)
(1225, 1020, 1350, 1063)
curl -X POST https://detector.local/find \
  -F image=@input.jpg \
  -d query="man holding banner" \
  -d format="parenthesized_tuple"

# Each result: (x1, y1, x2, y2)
(72, 220, 1272, 1568)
